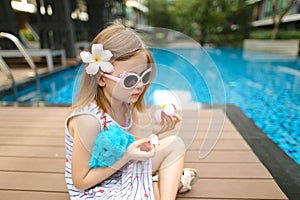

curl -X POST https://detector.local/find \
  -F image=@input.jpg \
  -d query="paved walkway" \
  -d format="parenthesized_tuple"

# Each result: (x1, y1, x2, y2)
(0, 107, 288, 199)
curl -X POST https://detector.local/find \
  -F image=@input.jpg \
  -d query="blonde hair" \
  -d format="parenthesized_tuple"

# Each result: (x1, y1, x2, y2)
(72, 24, 154, 112)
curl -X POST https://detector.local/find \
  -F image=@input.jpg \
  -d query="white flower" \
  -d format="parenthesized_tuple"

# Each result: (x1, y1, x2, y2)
(80, 44, 114, 75)
(162, 104, 176, 116)
(149, 134, 160, 146)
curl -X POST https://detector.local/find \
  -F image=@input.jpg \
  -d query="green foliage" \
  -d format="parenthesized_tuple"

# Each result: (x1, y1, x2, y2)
(147, 0, 252, 47)
(207, 33, 244, 48)
(277, 30, 300, 39)
(250, 30, 300, 40)
(147, 0, 176, 28)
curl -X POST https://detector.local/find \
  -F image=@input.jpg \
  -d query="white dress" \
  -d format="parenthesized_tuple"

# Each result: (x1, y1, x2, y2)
(65, 103, 155, 199)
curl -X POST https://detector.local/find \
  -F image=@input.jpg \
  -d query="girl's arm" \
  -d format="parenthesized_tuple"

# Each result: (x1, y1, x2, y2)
(69, 114, 154, 190)
(69, 115, 130, 190)
(154, 112, 182, 135)
(130, 107, 182, 137)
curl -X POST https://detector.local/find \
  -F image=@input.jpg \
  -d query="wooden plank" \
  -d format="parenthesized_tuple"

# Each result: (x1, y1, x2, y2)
(0, 127, 65, 137)
(0, 171, 66, 192)
(0, 118, 66, 124)
(0, 111, 67, 119)
(0, 157, 64, 173)
(0, 191, 69, 200)
(0, 135, 64, 146)
(183, 163, 273, 179)
(185, 150, 260, 163)
(178, 179, 287, 199)
(179, 117, 236, 126)
(186, 139, 251, 150)
(160, 121, 237, 132)
(0, 145, 65, 158)
(165, 129, 244, 140)
(0, 121, 65, 129)
(0, 113, 66, 119)
(194, 130, 244, 140)
(0, 107, 68, 114)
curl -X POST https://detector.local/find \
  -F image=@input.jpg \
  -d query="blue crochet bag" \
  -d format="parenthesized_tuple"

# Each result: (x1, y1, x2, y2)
(89, 125, 135, 168)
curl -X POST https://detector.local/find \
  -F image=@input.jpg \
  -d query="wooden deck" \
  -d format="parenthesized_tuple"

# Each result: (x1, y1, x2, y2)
(0, 106, 288, 200)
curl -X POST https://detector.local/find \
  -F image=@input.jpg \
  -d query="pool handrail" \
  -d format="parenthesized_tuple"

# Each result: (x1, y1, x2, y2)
(0, 55, 18, 100)
(0, 32, 40, 101)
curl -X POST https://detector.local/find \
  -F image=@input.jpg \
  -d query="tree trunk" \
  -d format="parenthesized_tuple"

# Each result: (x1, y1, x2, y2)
(271, 18, 280, 39)
(200, 28, 207, 46)
(271, 0, 297, 39)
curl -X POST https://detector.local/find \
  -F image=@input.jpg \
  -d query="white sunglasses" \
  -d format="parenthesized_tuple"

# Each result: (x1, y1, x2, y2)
(102, 68, 152, 89)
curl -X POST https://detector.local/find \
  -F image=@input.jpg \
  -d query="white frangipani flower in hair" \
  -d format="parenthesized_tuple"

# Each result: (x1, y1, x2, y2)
(80, 44, 114, 75)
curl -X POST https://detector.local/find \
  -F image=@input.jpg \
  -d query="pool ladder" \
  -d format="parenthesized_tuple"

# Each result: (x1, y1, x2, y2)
(0, 32, 40, 102)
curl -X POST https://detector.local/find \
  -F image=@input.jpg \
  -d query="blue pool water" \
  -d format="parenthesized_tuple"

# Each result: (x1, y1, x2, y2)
(206, 48, 300, 165)
(1, 47, 299, 164)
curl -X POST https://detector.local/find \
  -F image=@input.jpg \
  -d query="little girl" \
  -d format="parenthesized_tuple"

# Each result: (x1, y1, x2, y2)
(65, 24, 197, 199)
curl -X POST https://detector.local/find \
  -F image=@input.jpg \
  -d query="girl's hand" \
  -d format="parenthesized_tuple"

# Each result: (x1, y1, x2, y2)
(126, 139, 155, 161)
(153, 112, 182, 134)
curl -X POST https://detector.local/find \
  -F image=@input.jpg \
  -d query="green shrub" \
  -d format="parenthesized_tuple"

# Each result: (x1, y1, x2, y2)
(206, 33, 244, 48)
(249, 30, 300, 40)
(277, 31, 300, 39)
(249, 30, 272, 39)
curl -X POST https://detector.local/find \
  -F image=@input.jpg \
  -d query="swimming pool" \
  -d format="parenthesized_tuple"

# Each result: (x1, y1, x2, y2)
(0, 47, 299, 164)
(208, 48, 300, 164)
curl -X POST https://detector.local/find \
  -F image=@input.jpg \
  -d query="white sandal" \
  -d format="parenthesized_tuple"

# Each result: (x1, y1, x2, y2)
(152, 171, 159, 182)
(178, 168, 198, 194)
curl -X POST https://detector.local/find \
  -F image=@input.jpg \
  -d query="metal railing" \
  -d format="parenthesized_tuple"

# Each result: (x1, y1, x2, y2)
(0, 32, 40, 102)
(0, 55, 18, 100)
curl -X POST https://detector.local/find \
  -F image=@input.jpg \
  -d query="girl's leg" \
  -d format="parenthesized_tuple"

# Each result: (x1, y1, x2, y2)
(152, 135, 185, 200)
(153, 182, 160, 199)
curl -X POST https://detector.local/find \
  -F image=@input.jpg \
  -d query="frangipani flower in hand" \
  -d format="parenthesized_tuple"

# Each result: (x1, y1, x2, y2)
(149, 134, 160, 146)
(80, 44, 114, 75)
